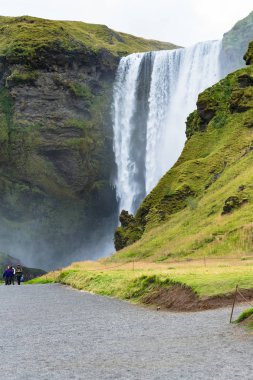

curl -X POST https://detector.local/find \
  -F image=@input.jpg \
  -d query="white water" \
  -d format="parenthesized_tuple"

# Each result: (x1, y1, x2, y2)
(113, 40, 222, 214)
(112, 53, 145, 213)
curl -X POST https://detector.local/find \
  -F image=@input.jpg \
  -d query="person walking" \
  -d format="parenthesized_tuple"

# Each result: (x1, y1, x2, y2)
(10, 266, 15, 285)
(3, 266, 12, 285)
(15, 264, 23, 285)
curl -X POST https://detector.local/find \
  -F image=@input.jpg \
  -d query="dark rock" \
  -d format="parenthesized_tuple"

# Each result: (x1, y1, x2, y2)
(196, 93, 218, 130)
(230, 87, 253, 113)
(243, 120, 253, 128)
(238, 73, 253, 88)
(119, 210, 135, 228)
(222, 196, 248, 214)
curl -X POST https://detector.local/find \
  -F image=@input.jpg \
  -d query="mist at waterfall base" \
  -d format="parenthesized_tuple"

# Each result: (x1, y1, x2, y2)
(0, 202, 117, 271)
(112, 40, 238, 215)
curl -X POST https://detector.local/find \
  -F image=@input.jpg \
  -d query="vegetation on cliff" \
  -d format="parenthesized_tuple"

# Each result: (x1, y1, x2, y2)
(0, 15, 177, 65)
(114, 44, 253, 262)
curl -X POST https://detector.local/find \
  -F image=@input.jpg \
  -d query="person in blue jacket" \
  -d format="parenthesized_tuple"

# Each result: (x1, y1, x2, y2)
(3, 266, 13, 285)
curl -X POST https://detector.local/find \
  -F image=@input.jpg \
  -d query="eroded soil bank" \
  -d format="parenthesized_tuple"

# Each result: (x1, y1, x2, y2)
(142, 284, 253, 311)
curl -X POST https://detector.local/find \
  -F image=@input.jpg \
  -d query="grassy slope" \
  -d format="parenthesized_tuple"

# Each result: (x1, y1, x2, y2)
(0, 15, 178, 59)
(114, 63, 253, 262)
(30, 258, 253, 303)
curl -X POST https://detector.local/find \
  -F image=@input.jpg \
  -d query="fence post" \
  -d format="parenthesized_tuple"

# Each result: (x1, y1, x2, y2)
(230, 284, 238, 323)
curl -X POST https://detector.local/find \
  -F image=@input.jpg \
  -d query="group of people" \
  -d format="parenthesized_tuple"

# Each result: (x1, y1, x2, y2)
(3, 265, 23, 285)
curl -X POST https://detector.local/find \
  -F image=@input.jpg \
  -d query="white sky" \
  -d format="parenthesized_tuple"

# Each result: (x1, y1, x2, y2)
(0, 0, 252, 46)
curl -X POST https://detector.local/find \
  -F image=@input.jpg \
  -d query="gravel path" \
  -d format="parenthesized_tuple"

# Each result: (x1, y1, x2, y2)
(0, 284, 252, 380)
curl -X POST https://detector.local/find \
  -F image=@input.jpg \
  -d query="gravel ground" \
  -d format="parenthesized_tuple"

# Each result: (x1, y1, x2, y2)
(0, 283, 252, 380)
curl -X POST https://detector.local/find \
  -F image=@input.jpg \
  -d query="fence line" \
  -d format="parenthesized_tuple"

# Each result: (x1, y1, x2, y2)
(76, 254, 253, 272)
(230, 285, 253, 323)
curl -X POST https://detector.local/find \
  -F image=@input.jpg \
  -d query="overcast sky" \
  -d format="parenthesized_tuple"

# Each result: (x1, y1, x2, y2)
(1, 0, 252, 46)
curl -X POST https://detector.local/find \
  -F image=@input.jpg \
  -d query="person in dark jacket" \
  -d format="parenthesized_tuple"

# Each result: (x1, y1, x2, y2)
(15, 265, 23, 285)
(3, 266, 12, 285)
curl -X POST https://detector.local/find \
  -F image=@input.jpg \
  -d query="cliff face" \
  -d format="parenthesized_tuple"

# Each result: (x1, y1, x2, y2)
(220, 11, 253, 75)
(0, 16, 177, 269)
(114, 43, 253, 260)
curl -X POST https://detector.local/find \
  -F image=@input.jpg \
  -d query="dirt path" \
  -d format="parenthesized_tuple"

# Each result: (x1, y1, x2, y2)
(0, 284, 252, 379)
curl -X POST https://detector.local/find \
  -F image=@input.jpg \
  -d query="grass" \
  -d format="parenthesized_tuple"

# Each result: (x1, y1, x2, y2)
(236, 307, 253, 323)
(236, 307, 253, 330)
(30, 258, 253, 303)
(0, 15, 178, 61)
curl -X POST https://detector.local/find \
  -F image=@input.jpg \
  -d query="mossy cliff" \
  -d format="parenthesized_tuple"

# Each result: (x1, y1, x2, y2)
(0, 16, 177, 269)
(114, 43, 253, 261)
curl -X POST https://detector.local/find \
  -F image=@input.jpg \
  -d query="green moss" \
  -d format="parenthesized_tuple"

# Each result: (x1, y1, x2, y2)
(6, 68, 38, 86)
(68, 82, 93, 100)
(0, 15, 178, 64)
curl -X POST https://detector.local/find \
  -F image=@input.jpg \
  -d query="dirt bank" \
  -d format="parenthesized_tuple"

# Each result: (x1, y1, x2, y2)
(142, 284, 253, 311)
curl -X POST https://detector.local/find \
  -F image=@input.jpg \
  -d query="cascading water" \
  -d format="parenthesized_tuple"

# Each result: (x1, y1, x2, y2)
(113, 40, 222, 214)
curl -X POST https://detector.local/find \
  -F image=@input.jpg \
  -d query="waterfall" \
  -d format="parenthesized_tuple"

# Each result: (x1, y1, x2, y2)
(113, 40, 222, 214)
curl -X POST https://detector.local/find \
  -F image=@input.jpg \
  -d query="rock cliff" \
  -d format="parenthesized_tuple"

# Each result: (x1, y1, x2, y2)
(220, 11, 253, 75)
(0, 16, 177, 268)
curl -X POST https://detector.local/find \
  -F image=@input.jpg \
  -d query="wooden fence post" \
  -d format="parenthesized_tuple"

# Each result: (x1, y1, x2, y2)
(230, 284, 238, 323)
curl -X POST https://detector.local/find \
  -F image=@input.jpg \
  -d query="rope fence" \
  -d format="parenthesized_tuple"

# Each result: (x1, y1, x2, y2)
(86, 254, 253, 272)
(230, 284, 253, 323)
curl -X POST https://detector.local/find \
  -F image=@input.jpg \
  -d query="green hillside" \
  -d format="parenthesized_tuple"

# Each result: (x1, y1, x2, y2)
(0, 15, 177, 63)
(114, 42, 253, 262)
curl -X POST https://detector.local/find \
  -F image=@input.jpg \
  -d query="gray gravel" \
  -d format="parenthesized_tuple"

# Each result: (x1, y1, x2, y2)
(0, 284, 252, 380)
